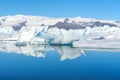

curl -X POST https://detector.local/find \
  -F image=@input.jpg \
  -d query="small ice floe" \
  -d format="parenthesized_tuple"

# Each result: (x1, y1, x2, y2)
(72, 40, 120, 49)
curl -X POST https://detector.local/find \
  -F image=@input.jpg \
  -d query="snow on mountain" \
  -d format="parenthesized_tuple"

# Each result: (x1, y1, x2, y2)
(0, 15, 120, 44)
(0, 15, 64, 27)
(0, 15, 119, 28)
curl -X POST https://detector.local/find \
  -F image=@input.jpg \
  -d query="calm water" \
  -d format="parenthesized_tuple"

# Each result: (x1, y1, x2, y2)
(0, 42, 120, 80)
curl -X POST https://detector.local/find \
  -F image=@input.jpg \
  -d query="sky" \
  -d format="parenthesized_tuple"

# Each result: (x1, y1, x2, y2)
(0, 0, 120, 20)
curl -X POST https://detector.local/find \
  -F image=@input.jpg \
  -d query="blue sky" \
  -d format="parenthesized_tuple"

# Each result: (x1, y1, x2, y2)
(0, 0, 120, 20)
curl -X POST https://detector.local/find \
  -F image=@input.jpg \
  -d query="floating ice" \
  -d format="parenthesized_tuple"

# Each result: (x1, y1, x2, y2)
(0, 15, 120, 44)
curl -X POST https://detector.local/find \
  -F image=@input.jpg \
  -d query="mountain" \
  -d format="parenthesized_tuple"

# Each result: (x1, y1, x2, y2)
(0, 15, 120, 29)
(0, 15, 120, 44)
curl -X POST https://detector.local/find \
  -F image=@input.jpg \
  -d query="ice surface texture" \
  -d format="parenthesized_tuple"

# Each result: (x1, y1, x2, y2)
(0, 15, 120, 44)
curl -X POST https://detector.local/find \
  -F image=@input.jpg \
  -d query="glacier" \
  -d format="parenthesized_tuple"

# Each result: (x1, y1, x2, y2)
(0, 15, 120, 44)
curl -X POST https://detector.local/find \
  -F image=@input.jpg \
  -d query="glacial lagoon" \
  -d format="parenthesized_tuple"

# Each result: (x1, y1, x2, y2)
(0, 42, 120, 80)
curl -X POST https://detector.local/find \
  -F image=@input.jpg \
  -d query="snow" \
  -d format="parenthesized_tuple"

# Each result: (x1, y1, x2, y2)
(0, 15, 120, 44)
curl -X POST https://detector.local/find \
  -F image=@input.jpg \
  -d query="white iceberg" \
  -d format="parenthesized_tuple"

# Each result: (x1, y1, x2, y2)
(0, 15, 120, 45)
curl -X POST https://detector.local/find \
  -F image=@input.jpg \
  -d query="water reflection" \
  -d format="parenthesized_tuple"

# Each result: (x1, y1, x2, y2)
(0, 42, 120, 61)
(52, 46, 86, 61)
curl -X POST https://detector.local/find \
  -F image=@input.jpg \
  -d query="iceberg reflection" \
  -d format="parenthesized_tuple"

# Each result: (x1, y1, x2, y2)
(52, 46, 86, 61)
(0, 42, 120, 61)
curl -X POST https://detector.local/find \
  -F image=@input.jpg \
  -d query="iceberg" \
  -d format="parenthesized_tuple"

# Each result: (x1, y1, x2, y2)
(73, 40, 120, 48)
(0, 15, 120, 45)
(17, 25, 84, 44)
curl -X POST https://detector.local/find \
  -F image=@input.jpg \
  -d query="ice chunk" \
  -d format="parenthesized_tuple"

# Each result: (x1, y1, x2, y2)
(40, 28, 84, 44)
(18, 27, 37, 42)
(73, 40, 120, 48)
